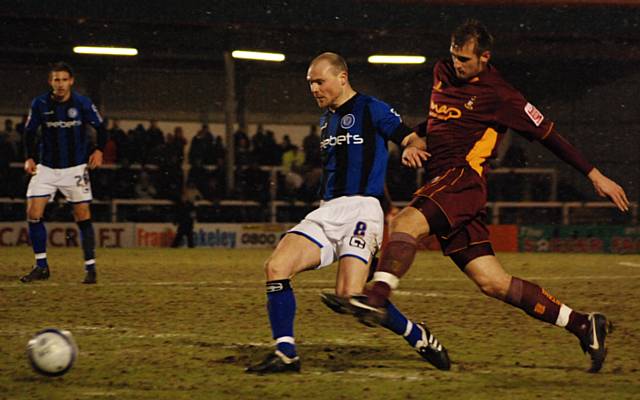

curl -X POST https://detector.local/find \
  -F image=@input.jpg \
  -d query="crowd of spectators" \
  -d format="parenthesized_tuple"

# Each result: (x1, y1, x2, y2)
(0, 116, 563, 222)
(0, 117, 326, 221)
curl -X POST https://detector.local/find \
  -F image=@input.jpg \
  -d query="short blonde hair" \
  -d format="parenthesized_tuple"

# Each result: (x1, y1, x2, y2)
(310, 52, 348, 75)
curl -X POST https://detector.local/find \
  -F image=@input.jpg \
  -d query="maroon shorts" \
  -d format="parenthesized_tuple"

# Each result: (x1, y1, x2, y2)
(410, 167, 492, 257)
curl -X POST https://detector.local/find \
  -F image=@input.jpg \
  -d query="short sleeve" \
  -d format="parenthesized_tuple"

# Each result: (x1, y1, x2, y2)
(368, 99, 412, 145)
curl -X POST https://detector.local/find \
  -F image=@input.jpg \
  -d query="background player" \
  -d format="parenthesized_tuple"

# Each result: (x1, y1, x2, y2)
(346, 20, 629, 373)
(246, 52, 449, 374)
(20, 62, 107, 284)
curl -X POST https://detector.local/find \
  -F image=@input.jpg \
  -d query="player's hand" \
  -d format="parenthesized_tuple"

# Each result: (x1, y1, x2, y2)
(401, 147, 430, 168)
(24, 159, 37, 175)
(588, 168, 630, 212)
(88, 150, 103, 169)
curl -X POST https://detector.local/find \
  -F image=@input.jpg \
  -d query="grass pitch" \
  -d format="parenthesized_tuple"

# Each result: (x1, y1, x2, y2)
(1, 248, 639, 400)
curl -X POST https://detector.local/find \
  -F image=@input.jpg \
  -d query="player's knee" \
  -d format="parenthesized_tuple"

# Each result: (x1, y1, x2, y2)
(476, 279, 509, 300)
(389, 209, 427, 237)
(73, 208, 91, 221)
(26, 209, 43, 221)
(263, 256, 290, 280)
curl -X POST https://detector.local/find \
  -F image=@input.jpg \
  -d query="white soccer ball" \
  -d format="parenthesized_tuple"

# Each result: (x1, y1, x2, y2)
(26, 328, 78, 376)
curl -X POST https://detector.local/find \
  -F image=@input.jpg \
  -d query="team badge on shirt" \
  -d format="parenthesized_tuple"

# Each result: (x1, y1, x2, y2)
(524, 102, 544, 127)
(340, 114, 355, 129)
(67, 107, 78, 119)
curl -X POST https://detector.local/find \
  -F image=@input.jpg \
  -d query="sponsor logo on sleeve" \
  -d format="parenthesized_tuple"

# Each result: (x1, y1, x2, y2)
(91, 104, 104, 123)
(389, 108, 402, 122)
(524, 102, 544, 127)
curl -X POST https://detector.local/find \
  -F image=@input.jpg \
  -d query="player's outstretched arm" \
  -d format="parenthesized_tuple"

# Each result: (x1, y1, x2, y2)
(400, 132, 430, 168)
(587, 168, 630, 212)
(539, 130, 629, 212)
(88, 149, 103, 169)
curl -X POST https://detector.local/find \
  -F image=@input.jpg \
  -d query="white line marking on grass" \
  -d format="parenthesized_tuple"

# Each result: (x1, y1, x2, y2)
(618, 261, 640, 268)
(2, 274, 639, 290)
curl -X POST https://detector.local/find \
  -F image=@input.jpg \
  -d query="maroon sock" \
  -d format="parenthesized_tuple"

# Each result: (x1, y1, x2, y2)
(505, 277, 562, 325)
(566, 311, 590, 340)
(367, 232, 417, 306)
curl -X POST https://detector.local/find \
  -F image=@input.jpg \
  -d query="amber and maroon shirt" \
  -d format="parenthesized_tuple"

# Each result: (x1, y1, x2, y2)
(422, 59, 554, 179)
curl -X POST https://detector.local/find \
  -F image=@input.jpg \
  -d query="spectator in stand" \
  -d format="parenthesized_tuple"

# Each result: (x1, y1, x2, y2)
(235, 136, 251, 166)
(109, 119, 126, 159)
(2, 119, 22, 162)
(213, 136, 225, 166)
(170, 126, 187, 166)
(14, 114, 27, 162)
(0, 132, 12, 196)
(233, 128, 249, 150)
(263, 130, 280, 165)
(156, 131, 184, 200)
(189, 123, 215, 166)
(102, 133, 118, 165)
(114, 126, 137, 165)
(147, 120, 165, 152)
(279, 134, 295, 154)
(251, 124, 267, 163)
(302, 124, 321, 168)
(131, 123, 147, 164)
(238, 159, 270, 204)
(281, 145, 305, 199)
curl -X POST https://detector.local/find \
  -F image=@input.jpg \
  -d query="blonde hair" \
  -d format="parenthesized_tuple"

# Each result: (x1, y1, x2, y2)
(310, 52, 348, 75)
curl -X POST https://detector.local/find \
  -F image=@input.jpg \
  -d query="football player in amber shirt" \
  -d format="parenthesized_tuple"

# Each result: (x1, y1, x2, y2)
(346, 19, 629, 373)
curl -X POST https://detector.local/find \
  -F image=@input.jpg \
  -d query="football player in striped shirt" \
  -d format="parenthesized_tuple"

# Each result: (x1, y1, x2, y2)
(20, 62, 107, 284)
(247, 53, 450, 374)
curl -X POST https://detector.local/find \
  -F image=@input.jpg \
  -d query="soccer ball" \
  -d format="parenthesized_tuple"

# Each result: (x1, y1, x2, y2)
(26, 328, 78, 377)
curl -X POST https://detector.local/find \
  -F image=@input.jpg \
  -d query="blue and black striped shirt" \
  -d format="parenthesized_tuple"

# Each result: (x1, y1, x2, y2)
(24, 91, 107, 169)
(319, 93, 412, 201)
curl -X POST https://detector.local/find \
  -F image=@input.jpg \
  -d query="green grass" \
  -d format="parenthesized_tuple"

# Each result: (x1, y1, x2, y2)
(1, 248, 639, 400)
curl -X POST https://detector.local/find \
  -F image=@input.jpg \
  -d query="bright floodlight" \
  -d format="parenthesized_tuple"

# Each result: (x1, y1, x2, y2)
(231, 50, 285, 62)
(73, 46, 138, 56)
(368, 55, 426, 64)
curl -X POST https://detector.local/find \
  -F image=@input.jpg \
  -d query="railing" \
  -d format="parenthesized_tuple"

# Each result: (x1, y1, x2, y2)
(5, 162, 632, 224)
(1, 196, 636, 225)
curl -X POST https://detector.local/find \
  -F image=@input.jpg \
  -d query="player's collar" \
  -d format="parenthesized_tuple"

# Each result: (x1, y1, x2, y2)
(331, 92, 359, 114)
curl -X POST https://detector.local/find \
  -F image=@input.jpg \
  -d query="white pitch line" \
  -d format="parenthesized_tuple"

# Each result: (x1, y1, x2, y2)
(2, 274, 639, 289)
(618, 261, 640, 268)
